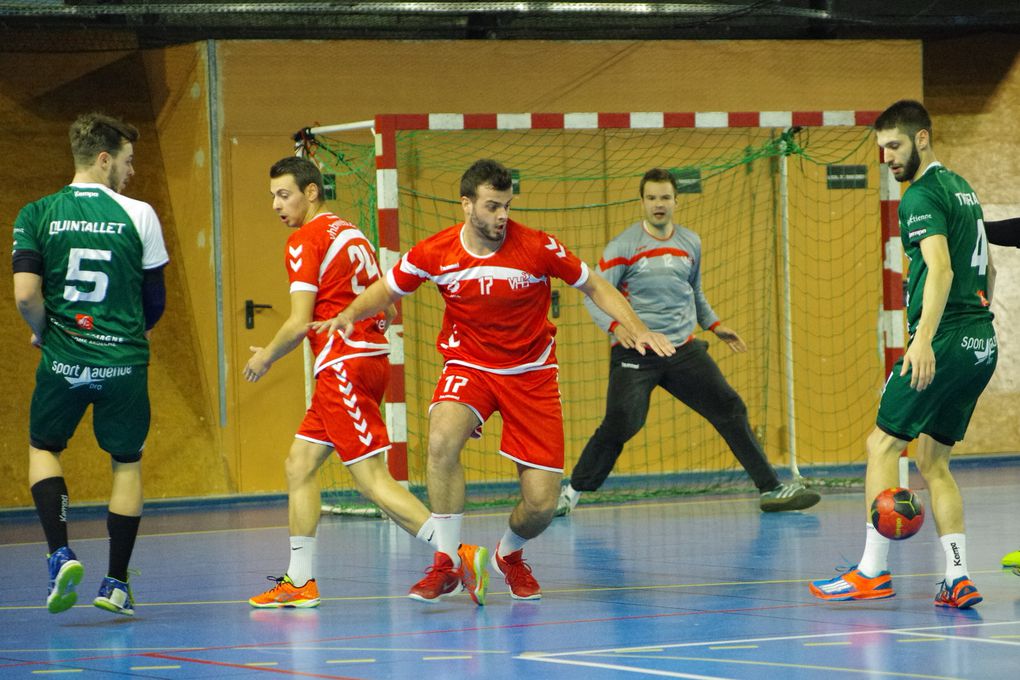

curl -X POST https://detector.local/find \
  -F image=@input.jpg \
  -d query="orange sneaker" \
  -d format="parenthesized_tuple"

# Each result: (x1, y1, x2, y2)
(458, 544, 489, 606)
(408, 552, 463, 603)
(249, 575, 320, 608)
(934, 576, 982, 609)
(491, 542, 541, 600)
(809, 566, 894, 601)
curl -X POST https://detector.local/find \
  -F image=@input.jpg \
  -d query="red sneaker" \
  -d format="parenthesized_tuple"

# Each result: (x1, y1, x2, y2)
(491, 542, 541, 600)
(408, 552, 463, 603)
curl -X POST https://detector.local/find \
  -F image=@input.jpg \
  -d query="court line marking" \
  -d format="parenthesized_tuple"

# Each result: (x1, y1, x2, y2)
(517, 655, 732, 680)
(549, 652, 962, 680)
(146, 652, 361, 679)
(6, 568, 1012, 612)
(522, 619, 1020, 659)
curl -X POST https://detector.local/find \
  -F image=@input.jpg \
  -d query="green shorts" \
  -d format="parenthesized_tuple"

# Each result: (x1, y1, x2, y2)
(30, 352, 150, 462)
(876, 320, 996, 445)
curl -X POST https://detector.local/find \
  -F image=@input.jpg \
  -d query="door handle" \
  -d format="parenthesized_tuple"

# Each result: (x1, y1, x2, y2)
(245, 299, 273, 329)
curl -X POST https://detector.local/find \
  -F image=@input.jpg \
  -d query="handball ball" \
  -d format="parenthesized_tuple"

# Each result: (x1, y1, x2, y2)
(871, 487, 924, 540)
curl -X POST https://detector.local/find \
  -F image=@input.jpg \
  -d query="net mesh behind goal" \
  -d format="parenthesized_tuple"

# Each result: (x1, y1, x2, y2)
(305, 119, 885, 510)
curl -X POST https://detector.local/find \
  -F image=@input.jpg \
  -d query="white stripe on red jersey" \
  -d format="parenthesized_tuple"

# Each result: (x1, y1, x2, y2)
(386, 219, 588, 373)
(285, 212, 388, 375)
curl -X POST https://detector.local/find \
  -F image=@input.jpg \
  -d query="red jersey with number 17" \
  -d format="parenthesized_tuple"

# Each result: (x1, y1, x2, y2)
(386, 219, 589, 374)
(286, 212, 388, 376)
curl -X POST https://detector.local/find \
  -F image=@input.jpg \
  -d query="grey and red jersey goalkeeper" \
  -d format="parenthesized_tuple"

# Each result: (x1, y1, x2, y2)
(584, 221, 720, 347)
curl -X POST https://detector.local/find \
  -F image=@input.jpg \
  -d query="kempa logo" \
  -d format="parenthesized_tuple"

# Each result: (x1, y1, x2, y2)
(906, 213, 932, 226)
(51, 361, 132, 389)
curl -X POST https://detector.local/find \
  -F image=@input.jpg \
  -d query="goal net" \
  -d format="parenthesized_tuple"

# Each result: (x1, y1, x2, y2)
(300, 112, 885, 511)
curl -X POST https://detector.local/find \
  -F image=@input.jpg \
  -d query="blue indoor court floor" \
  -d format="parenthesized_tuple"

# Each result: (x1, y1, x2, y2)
(1, 459, 1018, 680)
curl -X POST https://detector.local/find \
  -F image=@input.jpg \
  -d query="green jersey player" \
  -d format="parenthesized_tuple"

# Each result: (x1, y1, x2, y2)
(810, 100, 996, 609)
(12, 112, 168, 616)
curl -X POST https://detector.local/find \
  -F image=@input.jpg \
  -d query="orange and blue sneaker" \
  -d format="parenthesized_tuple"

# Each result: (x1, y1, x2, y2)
(934, 576, 982, 609)
(249, 574, 320, 608)
(46, 546, 84, 614)
(809, 565, 894, 601)
(457, 543, 489, 606)
(408, 552, 463, 603)
(491, 542, 542, 600)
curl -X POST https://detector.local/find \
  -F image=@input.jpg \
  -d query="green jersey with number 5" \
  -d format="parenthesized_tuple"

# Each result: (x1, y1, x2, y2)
(12, 182, 169, 366)
(899, 163, 993, 335)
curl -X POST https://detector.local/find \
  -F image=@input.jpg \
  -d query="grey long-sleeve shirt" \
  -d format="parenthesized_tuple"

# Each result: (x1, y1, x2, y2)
(584, 221, 719, 346)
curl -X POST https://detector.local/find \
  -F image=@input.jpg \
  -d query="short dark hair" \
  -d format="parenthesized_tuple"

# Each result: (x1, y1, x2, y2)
(460, 159, 513, 199)
(874, 99, 932, 141)
(639, 168, 677, 197)
(270, 156, 325, 202)
(69, 112, 139, 168)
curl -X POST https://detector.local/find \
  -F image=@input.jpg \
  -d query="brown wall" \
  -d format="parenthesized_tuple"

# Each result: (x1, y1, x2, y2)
(0, 44, 224, 506)
(5, 36, 1016, 507)
(925, 34, 1020, 452)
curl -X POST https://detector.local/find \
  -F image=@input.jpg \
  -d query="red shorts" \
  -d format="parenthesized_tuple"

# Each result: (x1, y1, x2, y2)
(297, 355, 391, 464)
(430, 364, 564, 471)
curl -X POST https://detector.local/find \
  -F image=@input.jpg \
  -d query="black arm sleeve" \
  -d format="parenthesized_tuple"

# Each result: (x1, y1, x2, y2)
(984, 217, 1020, 248)
(12, 249, 43, 275)
(142, 265, 167, 330)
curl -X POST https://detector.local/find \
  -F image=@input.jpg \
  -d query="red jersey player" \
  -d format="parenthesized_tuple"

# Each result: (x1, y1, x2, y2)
(315, 159, 673, 604)
(244, 157, 480, 608)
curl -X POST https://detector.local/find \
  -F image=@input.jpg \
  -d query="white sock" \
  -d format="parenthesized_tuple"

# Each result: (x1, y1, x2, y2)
(415, 516, 438, 548)
(941, 533, 968, 582)
(564, 484, 581, 509)
(858, 523, 891, 577)
(498, 527, 528, 557)
(430, 513, 463, 567)
(287, 535, 316, 586)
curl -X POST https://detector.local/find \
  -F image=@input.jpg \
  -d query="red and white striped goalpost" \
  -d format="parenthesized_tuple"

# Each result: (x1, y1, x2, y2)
(367, 109, 902, 487)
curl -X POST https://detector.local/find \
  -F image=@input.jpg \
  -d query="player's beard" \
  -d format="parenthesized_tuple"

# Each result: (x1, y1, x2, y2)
(470, 212, 506, 246)
(107, 166, 125, 193)
(898, 143, 921, 183)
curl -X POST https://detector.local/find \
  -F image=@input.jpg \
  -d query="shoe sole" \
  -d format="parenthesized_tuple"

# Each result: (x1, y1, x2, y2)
(248, 599, 321, 609)
(809, 583, 895, 601)
(761, 492, 822, 513)
(48, 560, 84, 614)
(462, 546, 489, 606)
(935, 596, 982, 609)
(94, 598, 136, 616)
(407, 582, 463, 604)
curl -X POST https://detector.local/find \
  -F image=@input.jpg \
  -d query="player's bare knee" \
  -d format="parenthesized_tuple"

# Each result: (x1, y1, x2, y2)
(285, 447, 321, 484)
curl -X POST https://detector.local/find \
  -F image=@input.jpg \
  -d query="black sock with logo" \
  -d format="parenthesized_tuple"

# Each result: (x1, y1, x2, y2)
(31, 477, 70, 554)
(107, 512, 141, 582)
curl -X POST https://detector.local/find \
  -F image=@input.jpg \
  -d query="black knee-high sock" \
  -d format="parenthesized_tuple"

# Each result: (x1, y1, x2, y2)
(31, 477, 69, 554)
(107, 512, 141, 582)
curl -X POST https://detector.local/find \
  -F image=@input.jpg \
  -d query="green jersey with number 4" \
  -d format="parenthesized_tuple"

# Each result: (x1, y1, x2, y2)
(899, 163, 993, 334)
(12, 183, 169, 366)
